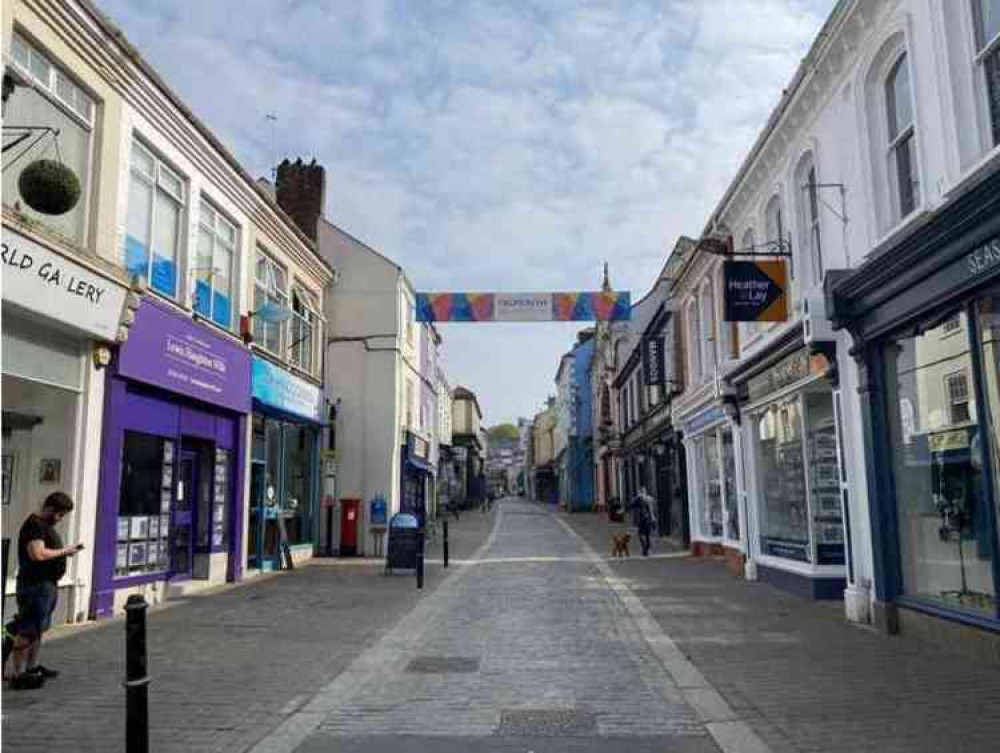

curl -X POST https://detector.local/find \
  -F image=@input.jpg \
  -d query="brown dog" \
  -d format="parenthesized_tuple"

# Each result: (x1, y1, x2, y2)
(611, 532, 631, 558)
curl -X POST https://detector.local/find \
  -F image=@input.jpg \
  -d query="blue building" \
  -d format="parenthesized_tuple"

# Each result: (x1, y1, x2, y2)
(555, 330, 596, 511)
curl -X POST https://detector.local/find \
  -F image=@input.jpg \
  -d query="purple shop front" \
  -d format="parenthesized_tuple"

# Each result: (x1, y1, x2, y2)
(92, 299, 251, 618)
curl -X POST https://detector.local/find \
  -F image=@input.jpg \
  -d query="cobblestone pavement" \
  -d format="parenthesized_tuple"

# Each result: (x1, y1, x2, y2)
(1, 506, 497, 753)
(562, 508, 1000, 753)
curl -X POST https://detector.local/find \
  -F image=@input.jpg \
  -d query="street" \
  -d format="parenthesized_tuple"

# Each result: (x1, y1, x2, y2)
(5, 499, 1000, 752)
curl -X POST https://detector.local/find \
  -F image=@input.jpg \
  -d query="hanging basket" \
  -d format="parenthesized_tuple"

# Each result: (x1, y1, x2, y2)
(18, 159, 81, 215)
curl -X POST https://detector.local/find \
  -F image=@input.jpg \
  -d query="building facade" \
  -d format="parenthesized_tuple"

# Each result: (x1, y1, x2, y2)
(451, 386, 485, 509)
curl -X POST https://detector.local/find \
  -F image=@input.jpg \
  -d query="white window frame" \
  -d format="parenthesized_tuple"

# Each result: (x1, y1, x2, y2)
(944, 370, 972, 425)
(290, 285, 320, 376)
(765, 194, 790, 279)
(125, 138, 186, 299)
(687, 298, 702, 384)
(796, 154, 824, 287)
(885, 53, 920, 223)
(700, 280, 717, 376)
(971, 0, 1000, 146)
(253, 249, 289, 357)
(194, 198, 238, 330)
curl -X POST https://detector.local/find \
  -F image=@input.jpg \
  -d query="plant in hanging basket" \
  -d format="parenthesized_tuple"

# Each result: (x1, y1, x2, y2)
(18, 159, 81, 215)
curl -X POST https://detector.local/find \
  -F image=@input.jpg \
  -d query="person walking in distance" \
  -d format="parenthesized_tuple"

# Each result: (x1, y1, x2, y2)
(5, 492, 84, 690)
(630, 487, 657, 557)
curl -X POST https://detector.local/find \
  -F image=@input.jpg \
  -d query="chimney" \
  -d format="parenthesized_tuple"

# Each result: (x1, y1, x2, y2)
(275, 157, 325, 242)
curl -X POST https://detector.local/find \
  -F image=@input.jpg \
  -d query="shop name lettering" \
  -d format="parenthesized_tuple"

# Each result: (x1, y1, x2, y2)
(166, 337, 228, 376)
(728, 278, 771, 304)
(499, 297, 548, 309)
(967, 237, 1000, 277)
(1, 242, 107, 304)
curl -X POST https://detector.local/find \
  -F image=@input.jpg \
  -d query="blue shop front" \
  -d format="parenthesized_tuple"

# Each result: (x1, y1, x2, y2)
(247, 355, 324, 571)
(830, 164, 1000, 645)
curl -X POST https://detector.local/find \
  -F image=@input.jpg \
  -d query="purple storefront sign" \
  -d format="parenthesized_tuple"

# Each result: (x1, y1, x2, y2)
(92, 299, 250, 619)
(118, 299, 251, 413)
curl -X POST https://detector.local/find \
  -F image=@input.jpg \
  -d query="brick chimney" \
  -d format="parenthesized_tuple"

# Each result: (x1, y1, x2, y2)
(275, 158, 325, 242)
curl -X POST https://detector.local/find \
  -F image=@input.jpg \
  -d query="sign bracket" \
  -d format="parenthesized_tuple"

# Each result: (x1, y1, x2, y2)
(698, 236, 793, 259)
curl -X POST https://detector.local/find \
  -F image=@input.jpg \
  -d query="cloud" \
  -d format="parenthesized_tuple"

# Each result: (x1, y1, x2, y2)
(97, 0, 834, 422)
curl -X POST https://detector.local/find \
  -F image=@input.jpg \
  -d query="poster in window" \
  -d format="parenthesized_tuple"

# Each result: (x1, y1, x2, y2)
(115, 543, 129, 573)
(148, 516, 160, 539)
(160, 514, 170, 538)
(213, 504, 225, 523)
(128, 542, 146, 568)
(157, 542, 169, 568)
(146, 542, 159, 566)
(117, 517, 130, 542)
(130, 516, 149, 540)
(161, 490, 172, 513)
(38, 458, 61, 484)
(212, 524, 224, 548)
(162, 441, 174, 463)
(2, 453, 14, 506)
(161, 464, 173, 488)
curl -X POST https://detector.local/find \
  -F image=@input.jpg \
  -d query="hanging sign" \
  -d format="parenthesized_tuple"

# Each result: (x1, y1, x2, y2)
(723, 261, 788, 322)
(642, 336, 665, 385)
(416, 291, 631, 322)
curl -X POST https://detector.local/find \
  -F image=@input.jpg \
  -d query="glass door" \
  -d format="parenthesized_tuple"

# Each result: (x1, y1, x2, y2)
(976, 291, 1000, 619)
(172, 450, 197, 577)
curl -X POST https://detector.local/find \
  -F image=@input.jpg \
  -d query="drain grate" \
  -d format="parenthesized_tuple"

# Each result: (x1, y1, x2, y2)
(496, 709, 598, 737)
(405, 656, 480, 674)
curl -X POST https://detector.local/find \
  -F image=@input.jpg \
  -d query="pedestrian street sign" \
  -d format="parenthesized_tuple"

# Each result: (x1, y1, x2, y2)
(723, 260, 788, 322)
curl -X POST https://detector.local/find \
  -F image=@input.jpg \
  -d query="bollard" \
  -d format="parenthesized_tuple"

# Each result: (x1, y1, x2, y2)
(124, 594, 150, 753)
(442, 518, 449, 569)
(416, 528, 425, 589)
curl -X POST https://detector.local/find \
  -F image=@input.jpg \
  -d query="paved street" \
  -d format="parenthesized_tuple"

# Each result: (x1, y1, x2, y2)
(6, 498, 1000, 753)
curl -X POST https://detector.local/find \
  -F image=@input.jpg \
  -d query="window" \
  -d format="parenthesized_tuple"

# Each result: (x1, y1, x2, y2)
(972, 0, 1000, 145)
(253, 251, 289, 355)
(765, 195, 791, 279)
(946, 371, 972, 424)
(193, 201, 237, 329)
(796, 155, 823, 286)
(125, 140, 184, 297)
(686, 298, 702, 383)
(3, 32, 95, 243)
(701, 282, 717, 376)
(291, 287, 319, 374)
(886, 54, 920, 220)
(406, 299, 415, 344)
(406, 380, 415, 429)
(116, 431, 172, 576)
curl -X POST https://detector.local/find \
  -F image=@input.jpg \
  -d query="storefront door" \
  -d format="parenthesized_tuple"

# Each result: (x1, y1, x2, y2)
(248, 460, 266, 569)
(172, 450, 198, 578)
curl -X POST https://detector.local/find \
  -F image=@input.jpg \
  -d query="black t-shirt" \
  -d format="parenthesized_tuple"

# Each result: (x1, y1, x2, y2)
(17, 514, 66, 585)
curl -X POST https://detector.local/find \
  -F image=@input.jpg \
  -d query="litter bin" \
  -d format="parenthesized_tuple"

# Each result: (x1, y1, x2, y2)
(385, 513, 420, 574)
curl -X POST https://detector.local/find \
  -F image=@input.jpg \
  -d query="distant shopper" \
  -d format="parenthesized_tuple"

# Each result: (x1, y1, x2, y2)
(6, 492, 83, 690)
(630, 488, 656, 557)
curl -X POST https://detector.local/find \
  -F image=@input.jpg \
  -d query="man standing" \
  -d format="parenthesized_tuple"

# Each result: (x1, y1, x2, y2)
(630, 487, 657, 557)
(6, 492, 83, 690)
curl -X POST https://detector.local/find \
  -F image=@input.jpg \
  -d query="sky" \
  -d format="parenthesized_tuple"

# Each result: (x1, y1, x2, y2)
(100, 0, 837, 425)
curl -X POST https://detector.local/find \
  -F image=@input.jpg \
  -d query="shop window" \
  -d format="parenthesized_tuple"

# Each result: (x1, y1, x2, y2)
(3, 32, 95, 243)
(722, 429, 739, 541)
(253, 250, 289, 355)
(193, 200, 237, 329)
(885, 53, 920, 222)
(291, 287, 319, 375)
(283, 424, 315, 546)
(972, 0, 1000, 146)
(124, 139, 184, 298)
(755, 395, 809, 561)
(116, 431, 172, 576)
(886, 309, 995, 616)
(702, 433, 724, 538)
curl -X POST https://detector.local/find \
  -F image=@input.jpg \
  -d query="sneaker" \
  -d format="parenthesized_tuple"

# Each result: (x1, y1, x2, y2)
(9, 673, 45, 690)
(27, 664, 58, 679)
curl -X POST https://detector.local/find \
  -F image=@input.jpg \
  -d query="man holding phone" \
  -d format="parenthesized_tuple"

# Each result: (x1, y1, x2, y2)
(6, 491, 83, 690)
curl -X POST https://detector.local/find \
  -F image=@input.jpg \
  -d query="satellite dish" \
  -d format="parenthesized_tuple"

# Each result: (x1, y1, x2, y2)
(254, 301, 293, 323)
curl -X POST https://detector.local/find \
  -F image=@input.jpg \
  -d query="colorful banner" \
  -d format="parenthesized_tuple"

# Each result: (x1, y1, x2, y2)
(416, 291, 631, 322)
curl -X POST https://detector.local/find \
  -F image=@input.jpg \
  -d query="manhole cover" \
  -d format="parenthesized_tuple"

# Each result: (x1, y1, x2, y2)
(405, 656, 480, 674)
(496, 709, 598, 736)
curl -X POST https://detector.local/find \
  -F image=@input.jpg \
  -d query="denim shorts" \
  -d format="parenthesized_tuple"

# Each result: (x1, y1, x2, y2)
(15, 580, 59, 637)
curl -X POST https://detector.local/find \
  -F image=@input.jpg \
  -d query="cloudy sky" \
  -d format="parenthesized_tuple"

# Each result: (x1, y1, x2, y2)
(101, 0, 836, 425)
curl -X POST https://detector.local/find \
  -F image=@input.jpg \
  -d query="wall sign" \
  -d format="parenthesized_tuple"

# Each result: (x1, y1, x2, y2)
(748, 348, 830, 403)
(723, 261, 788, 322)
(1, 227, 128, 340)
(642, 336, 666, 386)
(683, 406, 726, 436)
(118, 299, 251, 413)
(967, 235, 1000, 279)
(252, 355, 322, 422)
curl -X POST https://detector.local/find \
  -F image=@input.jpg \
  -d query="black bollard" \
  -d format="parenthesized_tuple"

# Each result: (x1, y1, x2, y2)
(442, 518, 449, 569)
(416, 528, 425, 589)
(124, 594, 150, 753)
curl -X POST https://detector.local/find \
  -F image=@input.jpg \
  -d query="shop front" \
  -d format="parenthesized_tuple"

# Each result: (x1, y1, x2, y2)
(2, 225, 132, 623)
(681, 404, 741, 569)
(248, 355, 323, 571)
(736, 342, 845, 599)
(92, 299, 249, 618)
(830, 165, 1000, 641)
(401, 431, 434, 521)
